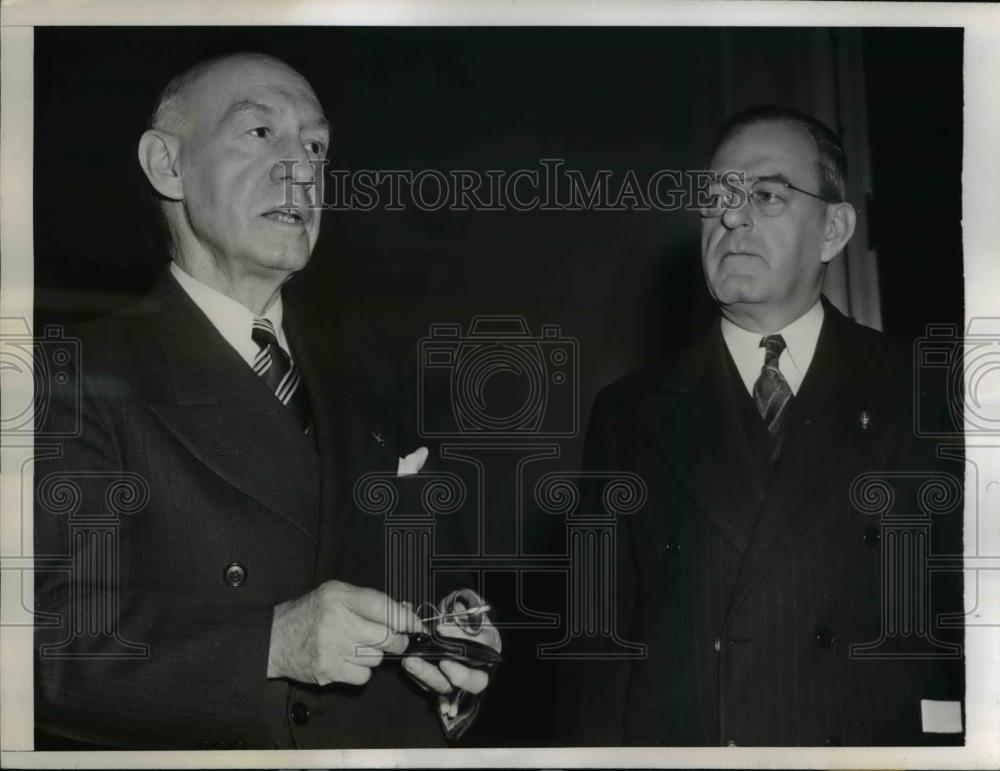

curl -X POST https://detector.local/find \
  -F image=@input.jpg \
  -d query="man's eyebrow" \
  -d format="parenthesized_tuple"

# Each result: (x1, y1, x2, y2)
(218, 99, 329, 134)
(310, 114, 331, 135)
(218, 99, 277, 128)
(750, 172, 793, 185)
(710, 170, 747, 184)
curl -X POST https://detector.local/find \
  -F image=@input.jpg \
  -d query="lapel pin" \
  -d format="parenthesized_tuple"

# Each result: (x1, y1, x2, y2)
(859, 410, 871, 430)
(370, 427, 386, 446)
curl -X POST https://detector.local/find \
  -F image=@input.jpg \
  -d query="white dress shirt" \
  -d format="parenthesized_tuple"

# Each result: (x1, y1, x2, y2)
(169, 262, 292, 368)
(720, 300, 824, 396)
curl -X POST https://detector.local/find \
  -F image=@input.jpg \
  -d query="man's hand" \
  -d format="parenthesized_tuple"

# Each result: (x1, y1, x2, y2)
(402, 606, 501, 727)
(402, 655, 490, 702)
(401, 618, 500, 698)
(267, 580, 423, 686)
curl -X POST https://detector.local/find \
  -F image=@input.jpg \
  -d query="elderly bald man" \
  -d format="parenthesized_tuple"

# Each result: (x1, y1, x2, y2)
(34, 52, 498, 750)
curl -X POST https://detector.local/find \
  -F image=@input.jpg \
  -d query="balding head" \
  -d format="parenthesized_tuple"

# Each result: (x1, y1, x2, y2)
(149, 52, 311, 138)
(137, 52, 329, 314)
(709, 105, 848, 203)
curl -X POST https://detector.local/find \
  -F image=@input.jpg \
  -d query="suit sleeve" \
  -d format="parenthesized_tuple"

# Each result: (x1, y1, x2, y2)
(870, 341, 965, 743)
(904, 358, 966, 736)
(553, 385, 638, 746)
(34, 366, 284, 749)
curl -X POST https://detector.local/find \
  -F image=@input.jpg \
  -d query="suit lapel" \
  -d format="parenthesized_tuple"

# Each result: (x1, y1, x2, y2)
(726, 301, 891, 617)
(648, 324, 764, 553)
(145, 272, 321, 541)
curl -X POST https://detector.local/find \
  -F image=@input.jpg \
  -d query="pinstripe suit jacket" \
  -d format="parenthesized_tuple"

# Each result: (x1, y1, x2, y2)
(34, 270, 464, 749)
(556, 298, 964, 746)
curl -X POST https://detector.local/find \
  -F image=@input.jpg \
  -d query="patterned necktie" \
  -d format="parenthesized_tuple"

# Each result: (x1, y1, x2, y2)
(753, 334, 793, 443)
(251, 318, 310, 432)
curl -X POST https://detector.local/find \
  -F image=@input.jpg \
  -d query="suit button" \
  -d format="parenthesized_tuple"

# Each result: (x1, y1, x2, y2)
(726, 739, 738, 747)
(815, 627, 834, 649)
(223, 562, 246, 587)
(664, 539, 681, 554)
(825, 736, 842, 746)
(864, 528, 880, 546)
(713, 637, 722, 654)
(290, 701, 311, 725)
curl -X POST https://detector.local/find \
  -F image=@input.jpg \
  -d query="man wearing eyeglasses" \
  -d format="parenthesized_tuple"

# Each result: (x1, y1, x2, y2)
(557, 105, 963, 746)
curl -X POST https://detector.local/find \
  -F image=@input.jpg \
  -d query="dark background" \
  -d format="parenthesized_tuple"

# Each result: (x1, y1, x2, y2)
(33, 26, 963, 745)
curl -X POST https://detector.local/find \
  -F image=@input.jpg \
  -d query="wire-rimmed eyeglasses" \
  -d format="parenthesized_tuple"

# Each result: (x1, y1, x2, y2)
(698, 175, 836, 219)
(417, 588, 492, 635)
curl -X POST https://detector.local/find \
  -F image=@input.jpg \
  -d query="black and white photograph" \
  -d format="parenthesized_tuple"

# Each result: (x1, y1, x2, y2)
(1, 1, 998, 768)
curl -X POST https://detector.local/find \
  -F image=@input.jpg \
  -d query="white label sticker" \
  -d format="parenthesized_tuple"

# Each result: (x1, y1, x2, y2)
(920, 699, 962, 733)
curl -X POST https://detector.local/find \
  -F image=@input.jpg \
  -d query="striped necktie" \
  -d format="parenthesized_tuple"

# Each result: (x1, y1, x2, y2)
(753, 334, 793, 450)
(251, 318, 310, 432)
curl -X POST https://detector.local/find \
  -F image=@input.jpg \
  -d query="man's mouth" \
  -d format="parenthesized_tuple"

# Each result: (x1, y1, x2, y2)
(262, 208, 308, 226)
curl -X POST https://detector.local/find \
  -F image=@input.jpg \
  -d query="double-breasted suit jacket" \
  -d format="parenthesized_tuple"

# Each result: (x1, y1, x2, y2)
(34, 271, 460, 749)
(557, 298, 963, 746)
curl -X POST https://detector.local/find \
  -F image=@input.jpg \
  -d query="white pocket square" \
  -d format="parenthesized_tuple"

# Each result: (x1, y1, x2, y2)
(397, 446, 429, 476)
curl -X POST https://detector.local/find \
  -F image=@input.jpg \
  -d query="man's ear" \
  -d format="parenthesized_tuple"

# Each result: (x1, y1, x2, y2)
(819, 202, 857, 264)
(137, 130, 183, 201)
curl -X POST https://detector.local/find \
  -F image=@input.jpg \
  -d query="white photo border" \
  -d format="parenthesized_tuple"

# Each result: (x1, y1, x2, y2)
(2, 1, 998, 769)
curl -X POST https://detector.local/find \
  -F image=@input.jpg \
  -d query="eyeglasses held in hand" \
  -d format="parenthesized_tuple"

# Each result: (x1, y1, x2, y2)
(420, 604, 492, 633)
(409, 588, 500, 670)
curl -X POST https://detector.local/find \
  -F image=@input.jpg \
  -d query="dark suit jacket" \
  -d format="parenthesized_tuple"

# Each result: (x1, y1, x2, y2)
(34, 271, 462, 749)
(556, 298, 964, 746)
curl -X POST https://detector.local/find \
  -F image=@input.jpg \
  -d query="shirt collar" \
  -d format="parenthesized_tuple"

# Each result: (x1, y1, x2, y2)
(720, 299, 824, 396)
(169, 262, 287, 368)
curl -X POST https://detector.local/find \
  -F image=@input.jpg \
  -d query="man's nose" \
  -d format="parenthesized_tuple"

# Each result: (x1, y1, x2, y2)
(270, 141, 316, 185)
(720, 195, 753, 230)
